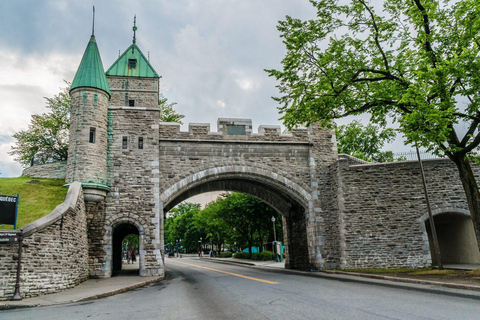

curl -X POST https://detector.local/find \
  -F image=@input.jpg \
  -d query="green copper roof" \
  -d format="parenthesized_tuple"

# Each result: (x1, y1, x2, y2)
(106, 44, 159, 78)
(70, 36, 111, 98)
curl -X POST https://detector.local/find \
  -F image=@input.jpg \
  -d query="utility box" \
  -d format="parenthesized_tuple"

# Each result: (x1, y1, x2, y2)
(273, 241, 283, 262)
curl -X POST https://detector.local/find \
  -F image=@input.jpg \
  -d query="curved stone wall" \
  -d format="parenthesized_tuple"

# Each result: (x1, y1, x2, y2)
(21, 162, 67, 179)
(0, 182, 88, 300)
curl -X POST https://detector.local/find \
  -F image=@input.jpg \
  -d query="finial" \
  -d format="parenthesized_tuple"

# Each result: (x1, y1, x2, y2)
(92, 6, 95, 36)
(132, 15, 137, 45)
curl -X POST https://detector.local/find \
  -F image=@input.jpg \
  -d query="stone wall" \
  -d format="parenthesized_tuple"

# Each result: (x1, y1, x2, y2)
(89, 106, 162, 278)
(22, 162, 67, 179)
(107, 76, 159, 108)
(335, 158, 474, 269)
(0, 182, 88, 300)
(66, 88, 110, 186)
(157, 122, 338, 270)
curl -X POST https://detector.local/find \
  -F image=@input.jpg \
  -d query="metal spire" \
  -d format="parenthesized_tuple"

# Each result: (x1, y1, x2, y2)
(132, 15, 137, 44)
(92, 6, 95, 36)
(132, 15, 137, 53)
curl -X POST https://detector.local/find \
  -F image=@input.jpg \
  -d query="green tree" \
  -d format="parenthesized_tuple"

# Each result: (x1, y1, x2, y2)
(201, 193, 280, 253)
(267, 0, 480, 247)
(164, 202, 203, 253)
(159, 94, 185, 124)
(10, 85, 70, 166)
(336, 121, 396, 162)
(195, 200, 230, 252)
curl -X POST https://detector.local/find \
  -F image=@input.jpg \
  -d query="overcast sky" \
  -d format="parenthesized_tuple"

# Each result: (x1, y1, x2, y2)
(0, 0, 414, 179)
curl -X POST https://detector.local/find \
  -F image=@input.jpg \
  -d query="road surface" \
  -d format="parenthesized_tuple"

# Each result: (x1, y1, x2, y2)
(2, 257, 479, 319)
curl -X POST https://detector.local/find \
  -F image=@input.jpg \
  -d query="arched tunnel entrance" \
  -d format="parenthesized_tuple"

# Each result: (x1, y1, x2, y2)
(162, 173, 312, 270)
(426, 212, 480, 265)
(112, 223, 140, 275)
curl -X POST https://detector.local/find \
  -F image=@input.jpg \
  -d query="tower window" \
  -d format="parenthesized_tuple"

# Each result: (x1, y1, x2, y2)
(129, 100, 135, 107)
(122, 137, 128, 149)
(89, 128, 96, 143)
(138, 137, 144, 149)
(128, 59, 137, 68)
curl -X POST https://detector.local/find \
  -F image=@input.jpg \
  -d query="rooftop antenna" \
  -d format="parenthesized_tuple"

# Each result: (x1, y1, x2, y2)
(148, 51, 150, 62)
(92, 6, 95, 36)
(132, 15, 137, 53)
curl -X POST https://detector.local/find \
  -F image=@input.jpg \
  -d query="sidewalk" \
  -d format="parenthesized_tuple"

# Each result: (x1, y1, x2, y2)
(0, 262, 162, 311)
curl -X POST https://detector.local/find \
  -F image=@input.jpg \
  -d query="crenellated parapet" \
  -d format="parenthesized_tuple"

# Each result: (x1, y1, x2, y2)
(158, 118, 312, 143)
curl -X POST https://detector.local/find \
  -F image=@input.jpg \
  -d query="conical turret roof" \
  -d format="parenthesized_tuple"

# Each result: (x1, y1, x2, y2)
(70, 35, 111, 98)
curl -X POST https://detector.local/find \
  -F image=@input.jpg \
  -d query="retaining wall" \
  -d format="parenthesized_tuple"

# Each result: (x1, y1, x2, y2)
(0, 182, 88, 300)
(21, 162, 67, 180)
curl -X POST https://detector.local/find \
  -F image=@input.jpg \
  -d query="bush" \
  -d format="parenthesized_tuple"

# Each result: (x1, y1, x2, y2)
(256, 251, 273, 261)
(233, 252, 252, 259)
(219, 251, 233, 258)
(234, 251, 274, 261)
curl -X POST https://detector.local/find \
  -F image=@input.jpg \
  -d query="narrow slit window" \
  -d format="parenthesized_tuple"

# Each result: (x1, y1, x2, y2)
(128, 59, 137, 68)
(89, 128, 96, 143)
(138, 137, 144, 149)
(122, 136, 128, 149)
(129, 100, 135, 107)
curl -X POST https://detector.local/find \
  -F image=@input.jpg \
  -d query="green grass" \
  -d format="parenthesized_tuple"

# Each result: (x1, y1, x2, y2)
(0, 177, 67, 230)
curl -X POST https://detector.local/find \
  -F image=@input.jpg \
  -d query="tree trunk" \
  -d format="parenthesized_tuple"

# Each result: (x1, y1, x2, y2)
(450, 155, 480, 248)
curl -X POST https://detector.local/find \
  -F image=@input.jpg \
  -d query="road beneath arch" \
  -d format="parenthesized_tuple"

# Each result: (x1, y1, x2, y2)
(2, 257, 479, 319)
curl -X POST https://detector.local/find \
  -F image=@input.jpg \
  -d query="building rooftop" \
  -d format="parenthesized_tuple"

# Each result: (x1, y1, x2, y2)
(70, 35, 111, 98)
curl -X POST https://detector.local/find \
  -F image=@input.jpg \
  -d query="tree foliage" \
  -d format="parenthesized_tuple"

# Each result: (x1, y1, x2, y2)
(336, 121, 396, 162)
(10, 85, 70, 166)
(159, 94, 185, 124)
(164, 203, 203, 253)
(267, 0, 480, 246)
(164, 193, 283, 254)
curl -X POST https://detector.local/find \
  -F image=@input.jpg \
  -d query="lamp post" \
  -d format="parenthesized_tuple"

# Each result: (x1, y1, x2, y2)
(271, 216, 276, 242)
(176, 239, 179, 257)
(198, 237, 202, 258)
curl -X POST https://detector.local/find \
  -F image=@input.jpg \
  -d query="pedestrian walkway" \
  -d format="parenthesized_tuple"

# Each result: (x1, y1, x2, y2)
(0, 261, 161, 310)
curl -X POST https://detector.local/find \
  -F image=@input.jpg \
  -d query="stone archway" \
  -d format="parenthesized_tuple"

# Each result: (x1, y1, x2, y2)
(109, 218, 145, 276)
(423, 208, 480, 265)
(160, 168, 313, 270)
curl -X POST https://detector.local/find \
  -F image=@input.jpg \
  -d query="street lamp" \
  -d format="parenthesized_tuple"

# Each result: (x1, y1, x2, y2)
(271, 216, 276, 242)
(176, 239, 179, 257)
(198, 237, 202, 258)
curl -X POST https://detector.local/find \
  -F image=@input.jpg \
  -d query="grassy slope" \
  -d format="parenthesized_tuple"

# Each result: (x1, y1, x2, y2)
(0, 177, 68, 230)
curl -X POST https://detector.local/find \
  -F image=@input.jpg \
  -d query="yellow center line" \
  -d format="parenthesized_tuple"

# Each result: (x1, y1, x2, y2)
(170, 260, 279, 285)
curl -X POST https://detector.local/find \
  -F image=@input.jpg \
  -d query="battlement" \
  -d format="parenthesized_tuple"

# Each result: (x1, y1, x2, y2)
(158, 118, 310, 143)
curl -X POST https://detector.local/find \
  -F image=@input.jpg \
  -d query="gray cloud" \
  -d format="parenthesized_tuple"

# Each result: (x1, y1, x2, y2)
(0, 1, 412, 178)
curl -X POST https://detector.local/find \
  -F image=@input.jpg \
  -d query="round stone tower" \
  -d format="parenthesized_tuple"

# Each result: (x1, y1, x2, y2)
(66, 34, 111, 202)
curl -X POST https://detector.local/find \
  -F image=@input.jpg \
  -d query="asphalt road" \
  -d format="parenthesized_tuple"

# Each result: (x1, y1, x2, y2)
(2, 257, 480, 320)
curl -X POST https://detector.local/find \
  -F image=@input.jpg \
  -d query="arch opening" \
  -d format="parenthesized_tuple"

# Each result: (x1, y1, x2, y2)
(112, 223, 140, 276)
(162, 173, 312, 270)
(425, 212, 480, 265)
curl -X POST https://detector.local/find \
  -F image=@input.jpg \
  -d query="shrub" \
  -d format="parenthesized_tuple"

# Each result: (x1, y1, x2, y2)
(233, 252, 252, 259)
(256, 251, 273, 261)
(219, 251, 233, 258)
(234, 251, 274, 261)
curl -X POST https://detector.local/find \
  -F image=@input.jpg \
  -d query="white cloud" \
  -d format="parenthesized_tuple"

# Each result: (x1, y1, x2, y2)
(217, 100, 226, 108)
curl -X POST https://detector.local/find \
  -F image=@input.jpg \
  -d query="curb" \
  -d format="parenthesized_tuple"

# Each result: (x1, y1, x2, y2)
(322, 270, 480, 292)
(202, 257, 255, 266)
(0, 277, 163, 311)
(205, 258, 480, 296)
